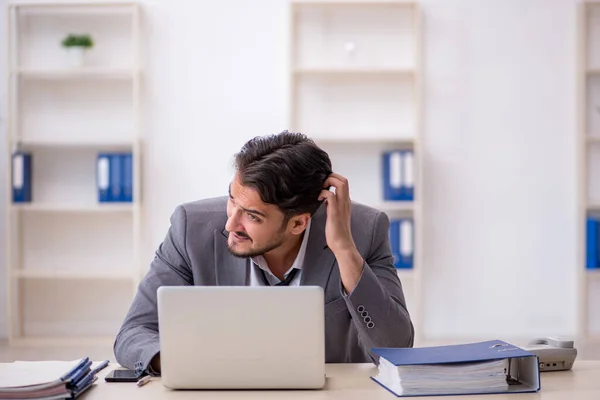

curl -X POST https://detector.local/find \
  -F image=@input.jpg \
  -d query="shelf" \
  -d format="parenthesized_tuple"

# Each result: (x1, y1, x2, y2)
(14, 137, 136, 149)
(293, 0, 416, 5)
(294, 67, 414, 76)
(8, 336, 115, 347)
(13, 68, 138, 80)
(14, 268, 134, 280)
(396, 269, 414, 280)
(588, 136, 600, 143)
(11, 203, 135, 213)
(314, 136, 415, 145)
(586, 269, 600, 280)
(589, 204, 600, 211)
(374, 201, 415, 212)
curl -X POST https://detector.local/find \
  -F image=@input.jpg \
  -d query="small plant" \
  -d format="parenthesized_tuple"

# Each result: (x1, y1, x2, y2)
(61, 34, 94, 48)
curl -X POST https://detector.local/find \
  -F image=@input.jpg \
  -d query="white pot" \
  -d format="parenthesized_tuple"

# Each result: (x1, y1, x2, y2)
(66, 46, 87, 68)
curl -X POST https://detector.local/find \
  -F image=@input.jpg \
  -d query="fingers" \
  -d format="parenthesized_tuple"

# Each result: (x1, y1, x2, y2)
(323, 174, 349, 199)
(318, 189, 336, 204)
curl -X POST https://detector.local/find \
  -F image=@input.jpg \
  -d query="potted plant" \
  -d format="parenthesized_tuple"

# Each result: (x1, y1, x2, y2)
(61, 34, 94, 68)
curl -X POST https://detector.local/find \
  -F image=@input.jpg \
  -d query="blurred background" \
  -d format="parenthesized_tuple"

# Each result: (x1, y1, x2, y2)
(1, 0, 599, 361)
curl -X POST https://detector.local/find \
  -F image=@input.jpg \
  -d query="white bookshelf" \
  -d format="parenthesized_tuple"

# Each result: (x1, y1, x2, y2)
(289, 1, 424, 342)
(579, 2, 600, 342)
(4, 1, 142, 344)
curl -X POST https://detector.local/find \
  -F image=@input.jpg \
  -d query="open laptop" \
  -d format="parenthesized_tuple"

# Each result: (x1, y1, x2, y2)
(157, 285, 326, 390)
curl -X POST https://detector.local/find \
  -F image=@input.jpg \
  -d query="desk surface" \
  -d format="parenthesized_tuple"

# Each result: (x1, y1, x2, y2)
(85, 362, 600, 399)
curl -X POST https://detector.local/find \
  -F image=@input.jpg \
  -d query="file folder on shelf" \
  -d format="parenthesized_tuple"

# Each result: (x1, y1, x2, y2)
(389, 218, 414, 269)
(383, 150, 414, 201)
(12, 152, 32, 203)
(587, 217, 599, 269)
(96, 152, 133, 203)
(371, 340, 540, 397)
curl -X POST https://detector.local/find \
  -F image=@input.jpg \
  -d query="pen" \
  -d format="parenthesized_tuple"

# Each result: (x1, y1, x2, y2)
(91, 360, 110, 375)
(136, 375, 152, 387)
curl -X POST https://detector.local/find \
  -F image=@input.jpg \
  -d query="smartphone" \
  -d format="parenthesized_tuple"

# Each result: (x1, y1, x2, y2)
(105, 368, 144, 382)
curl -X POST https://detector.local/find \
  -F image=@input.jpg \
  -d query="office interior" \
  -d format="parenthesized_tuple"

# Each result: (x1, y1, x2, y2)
(1, 0, 600, 365)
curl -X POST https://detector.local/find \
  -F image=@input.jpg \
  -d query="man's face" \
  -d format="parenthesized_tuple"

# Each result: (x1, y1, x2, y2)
(225, 175, 289, 258)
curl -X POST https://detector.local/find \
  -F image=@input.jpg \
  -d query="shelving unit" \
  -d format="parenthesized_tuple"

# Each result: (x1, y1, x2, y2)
(4, 1, 142, 345)
(289, 1, 424, 342)
(578, 1, 600, 342)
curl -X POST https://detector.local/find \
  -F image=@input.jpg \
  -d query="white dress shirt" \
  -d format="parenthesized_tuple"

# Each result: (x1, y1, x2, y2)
(249, 219, 312, 286)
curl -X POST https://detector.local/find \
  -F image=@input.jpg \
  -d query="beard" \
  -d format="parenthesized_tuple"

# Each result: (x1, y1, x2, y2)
(226, 229, 286, 258)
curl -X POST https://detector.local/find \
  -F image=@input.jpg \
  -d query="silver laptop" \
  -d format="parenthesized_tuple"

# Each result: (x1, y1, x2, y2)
(157, 285, 326, 390)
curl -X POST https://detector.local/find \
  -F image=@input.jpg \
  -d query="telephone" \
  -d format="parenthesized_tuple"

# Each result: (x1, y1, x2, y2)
(521, 336, 577, 372)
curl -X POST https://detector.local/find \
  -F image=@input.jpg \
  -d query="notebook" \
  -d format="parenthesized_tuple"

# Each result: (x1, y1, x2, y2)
(371, 340, 541, 397)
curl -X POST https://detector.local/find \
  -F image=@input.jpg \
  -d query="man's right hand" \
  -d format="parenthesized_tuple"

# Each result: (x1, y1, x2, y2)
(150, 353, 161, 374)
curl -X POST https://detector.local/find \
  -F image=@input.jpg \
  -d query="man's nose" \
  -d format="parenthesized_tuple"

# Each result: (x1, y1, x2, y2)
(225, 210, 242, 233)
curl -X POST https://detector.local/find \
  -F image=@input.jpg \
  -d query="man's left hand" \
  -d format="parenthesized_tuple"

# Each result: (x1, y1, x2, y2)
(318, 173, 365, 293)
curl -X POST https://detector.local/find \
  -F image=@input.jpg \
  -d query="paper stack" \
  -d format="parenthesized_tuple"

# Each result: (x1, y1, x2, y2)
(371, 340, 541, 397)
(0, 357, 108, 399)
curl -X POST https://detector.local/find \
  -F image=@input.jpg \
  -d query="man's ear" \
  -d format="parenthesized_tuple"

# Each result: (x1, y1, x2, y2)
(288, 213, 311, 235)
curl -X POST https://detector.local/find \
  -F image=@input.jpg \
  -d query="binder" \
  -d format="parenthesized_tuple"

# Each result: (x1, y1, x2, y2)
(122, 152, 133, 202)
(97, 153, 111, 202)
(12, 152, 32, 203)
(587, 217, 599, 269)
(389, 218, 414, 269)
(383, 150, 403, 201)
(402, 151, 414, 201)
(109, 153, 123, 202)
(371, 340, 541, 397)
(383, 150, 415, 201)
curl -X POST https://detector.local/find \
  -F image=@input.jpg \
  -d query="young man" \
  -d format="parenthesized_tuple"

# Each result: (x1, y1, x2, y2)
(114, 131, 414, 374)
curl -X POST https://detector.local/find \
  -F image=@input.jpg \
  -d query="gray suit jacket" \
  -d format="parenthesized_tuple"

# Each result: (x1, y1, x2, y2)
(114, 196, 414, 372)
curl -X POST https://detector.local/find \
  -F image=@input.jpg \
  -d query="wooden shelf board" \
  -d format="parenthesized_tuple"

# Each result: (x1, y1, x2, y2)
(15, 137, 135, 148)
(397, 269, 414, 280)
(374, 201, 415, 212)
(313, 136, 416, 145)
(294, 67, 415, 76)
(11, 203, 135, 213)
(586, 269, 600, 280)
(292, 0, 416, 8)
(9, 336, 115, 347)
(13, 268, 135, 280)
(587, 136, 600, 143)
(13, 68, 138, 79)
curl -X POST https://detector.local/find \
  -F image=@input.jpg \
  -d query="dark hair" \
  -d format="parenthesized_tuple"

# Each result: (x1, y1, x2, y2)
(234, 130, 332, 218)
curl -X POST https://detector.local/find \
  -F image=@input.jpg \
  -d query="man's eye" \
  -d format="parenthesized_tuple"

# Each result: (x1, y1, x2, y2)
(248, 214, 260, 222)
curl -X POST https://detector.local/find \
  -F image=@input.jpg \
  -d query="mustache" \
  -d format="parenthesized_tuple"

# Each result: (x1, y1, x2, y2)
(233, 231, 251, 240)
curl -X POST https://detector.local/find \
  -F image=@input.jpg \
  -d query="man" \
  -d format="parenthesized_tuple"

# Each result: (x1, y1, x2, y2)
(114, 131, 414, 374)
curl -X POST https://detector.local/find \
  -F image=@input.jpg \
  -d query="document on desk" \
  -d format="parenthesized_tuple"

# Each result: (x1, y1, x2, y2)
(0, 358, 108, 399)
(371, 340, 541, 397)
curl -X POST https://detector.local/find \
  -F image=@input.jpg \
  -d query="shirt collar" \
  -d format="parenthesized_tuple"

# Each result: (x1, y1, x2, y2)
(252, 218, 312, 278)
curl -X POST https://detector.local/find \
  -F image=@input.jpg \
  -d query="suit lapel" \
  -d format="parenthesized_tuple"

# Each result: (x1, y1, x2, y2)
(214, 229, 248, 286)
(300, 204, 337, 289)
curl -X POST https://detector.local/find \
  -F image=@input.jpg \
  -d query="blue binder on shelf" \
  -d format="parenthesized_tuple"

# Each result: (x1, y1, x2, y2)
(371, 340, 541, 397)
(587, 217, 599, 269)
(97, 153, 111, 202)
(12, 152, 32, 203)
(383, 150, 414, 201)
(389, 218, 414, 269)
(121, 152, 133, 202)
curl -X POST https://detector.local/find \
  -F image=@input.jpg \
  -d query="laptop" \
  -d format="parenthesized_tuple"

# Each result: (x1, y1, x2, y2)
(157, 285, 326, 390)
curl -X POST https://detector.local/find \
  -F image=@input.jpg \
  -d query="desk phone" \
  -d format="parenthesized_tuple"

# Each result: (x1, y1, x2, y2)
(522, 336, 577, 371)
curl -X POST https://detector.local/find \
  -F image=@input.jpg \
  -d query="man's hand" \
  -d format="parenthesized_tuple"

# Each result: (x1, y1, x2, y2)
(318, 173, 364, 293)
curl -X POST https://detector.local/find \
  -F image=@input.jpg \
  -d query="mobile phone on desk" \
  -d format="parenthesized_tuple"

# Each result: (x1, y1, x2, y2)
(105, 368, 146, 382)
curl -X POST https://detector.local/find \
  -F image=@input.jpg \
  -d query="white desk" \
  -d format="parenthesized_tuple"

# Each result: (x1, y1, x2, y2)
(84, 362, 600, 399)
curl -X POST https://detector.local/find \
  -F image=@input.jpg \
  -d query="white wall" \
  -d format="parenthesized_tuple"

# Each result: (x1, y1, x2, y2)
(0, 0, 580, 340)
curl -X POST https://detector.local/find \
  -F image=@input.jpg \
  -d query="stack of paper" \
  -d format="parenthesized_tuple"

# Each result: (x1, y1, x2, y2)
(371, 340, 541, 397)
(0, 358, 107, 399)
